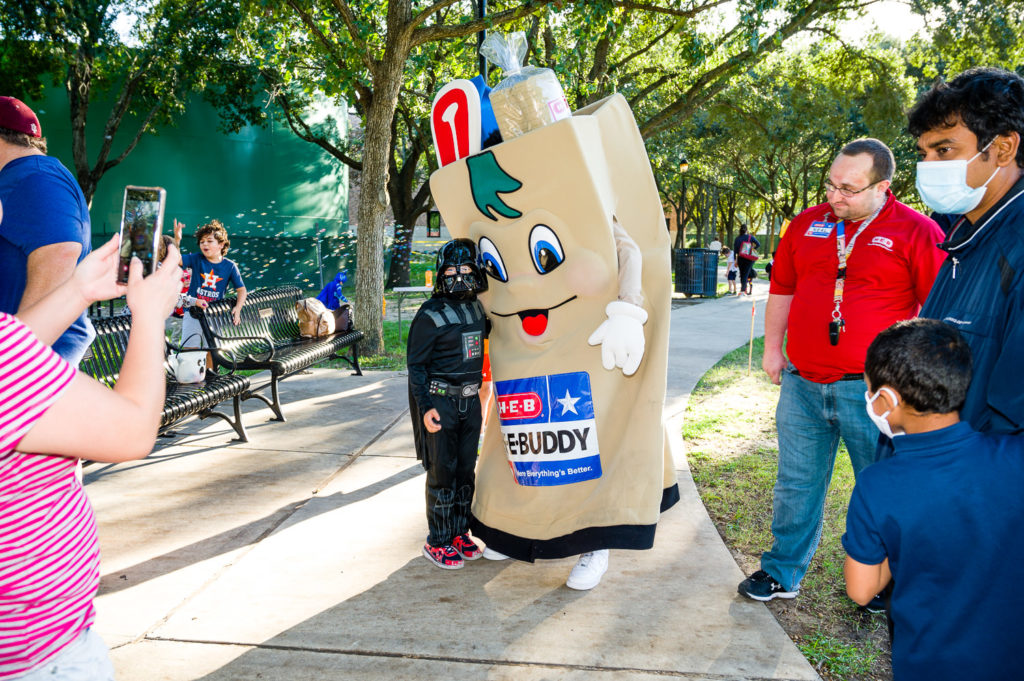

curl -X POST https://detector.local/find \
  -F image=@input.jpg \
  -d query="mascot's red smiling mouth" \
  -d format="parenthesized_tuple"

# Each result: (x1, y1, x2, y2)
(491, 296, 577, 336)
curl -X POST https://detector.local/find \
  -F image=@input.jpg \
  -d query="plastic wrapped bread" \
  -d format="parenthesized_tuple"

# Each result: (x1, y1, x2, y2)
(481, 31, 570, 140)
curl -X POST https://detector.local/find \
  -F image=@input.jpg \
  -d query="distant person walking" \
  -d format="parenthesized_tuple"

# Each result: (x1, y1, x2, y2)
(732, 224, 759, 294)
(723, 247, 738, 294)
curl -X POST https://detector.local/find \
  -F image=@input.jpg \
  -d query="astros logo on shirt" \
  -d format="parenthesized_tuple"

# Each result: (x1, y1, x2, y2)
(200, 271, 222, 289)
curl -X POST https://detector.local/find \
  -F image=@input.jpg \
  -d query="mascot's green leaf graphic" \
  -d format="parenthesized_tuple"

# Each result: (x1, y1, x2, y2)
(467, 151, 523, 221)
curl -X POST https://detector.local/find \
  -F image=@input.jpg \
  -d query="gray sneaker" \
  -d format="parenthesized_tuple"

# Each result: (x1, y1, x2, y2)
(738, 570, 799, 601)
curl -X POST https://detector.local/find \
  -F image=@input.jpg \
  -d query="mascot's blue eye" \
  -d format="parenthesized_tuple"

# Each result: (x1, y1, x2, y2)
(478, 237, 507, 282)
(529, 224, 564, 274)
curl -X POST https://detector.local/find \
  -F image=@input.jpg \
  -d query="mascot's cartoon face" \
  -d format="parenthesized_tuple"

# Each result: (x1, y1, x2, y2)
(462, 149, 616, 347)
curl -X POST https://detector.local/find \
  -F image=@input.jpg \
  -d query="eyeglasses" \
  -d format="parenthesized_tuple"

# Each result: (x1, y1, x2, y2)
(823, 179, 880, 197)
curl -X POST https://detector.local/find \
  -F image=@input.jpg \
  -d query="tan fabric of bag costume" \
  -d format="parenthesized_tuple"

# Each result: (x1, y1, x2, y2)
(429, 94, 678, 561)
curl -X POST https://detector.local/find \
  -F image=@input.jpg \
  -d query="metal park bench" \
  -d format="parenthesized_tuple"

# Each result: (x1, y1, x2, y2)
(80, 316, 251, 442)
(194, 285, 363, 422)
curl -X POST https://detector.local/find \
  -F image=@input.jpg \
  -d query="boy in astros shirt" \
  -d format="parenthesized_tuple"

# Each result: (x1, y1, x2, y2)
(173, 218, 247, 348)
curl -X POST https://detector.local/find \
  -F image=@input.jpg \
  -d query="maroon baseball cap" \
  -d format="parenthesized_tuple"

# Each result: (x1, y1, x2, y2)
(0, 97, 41, 137)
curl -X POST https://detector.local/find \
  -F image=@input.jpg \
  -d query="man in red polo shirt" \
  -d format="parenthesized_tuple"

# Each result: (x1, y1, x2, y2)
(737, 138, 946, 603)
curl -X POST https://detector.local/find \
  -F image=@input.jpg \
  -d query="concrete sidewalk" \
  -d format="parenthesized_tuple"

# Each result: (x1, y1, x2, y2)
(88, 278, 820, 681)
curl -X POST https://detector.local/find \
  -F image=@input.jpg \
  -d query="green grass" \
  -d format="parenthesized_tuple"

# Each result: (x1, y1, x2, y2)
(685, 337, 890, 680)
(316, 319, 406, 371)
(692, 336, 767, 395)
(680, 413, 727, 439)
(800, 634, 881, 677)
(409, 259, 433, 287)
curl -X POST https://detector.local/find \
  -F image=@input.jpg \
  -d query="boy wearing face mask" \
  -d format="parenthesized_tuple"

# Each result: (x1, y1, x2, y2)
(844, 318, 1023, 680)
(907, 66, 1024, 439)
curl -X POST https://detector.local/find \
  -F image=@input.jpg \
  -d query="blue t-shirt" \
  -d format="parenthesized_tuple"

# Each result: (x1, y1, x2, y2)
(0, 155, 93, 364)
(843, 422, 1024, 680)
(181, 252, 244, 303)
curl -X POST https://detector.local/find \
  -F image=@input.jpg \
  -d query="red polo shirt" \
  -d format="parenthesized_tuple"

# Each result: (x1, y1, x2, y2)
(770, 192, 946, 383)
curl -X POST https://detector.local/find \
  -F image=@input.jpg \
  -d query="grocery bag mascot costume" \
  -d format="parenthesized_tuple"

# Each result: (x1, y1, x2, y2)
(430, 79, 679, 589)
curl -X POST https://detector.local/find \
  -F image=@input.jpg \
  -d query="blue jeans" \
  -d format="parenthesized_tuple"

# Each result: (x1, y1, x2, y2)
(761, 367, 878, 591)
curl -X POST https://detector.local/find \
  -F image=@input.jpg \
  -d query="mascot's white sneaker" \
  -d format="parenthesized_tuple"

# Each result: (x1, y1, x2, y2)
(566, 550, 609, 590)
(483, 547, 509, 561)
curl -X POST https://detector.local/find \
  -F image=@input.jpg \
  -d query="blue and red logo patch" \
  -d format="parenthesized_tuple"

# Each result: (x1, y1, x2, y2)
(494, 371, 602, 486)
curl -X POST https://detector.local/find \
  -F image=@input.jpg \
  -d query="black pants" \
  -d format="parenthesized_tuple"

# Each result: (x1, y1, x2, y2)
(737, 257, 755, 292)
(424, 394, 481, 547)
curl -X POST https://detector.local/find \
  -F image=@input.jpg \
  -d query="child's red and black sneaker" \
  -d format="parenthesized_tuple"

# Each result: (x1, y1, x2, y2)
(452, 533, 482, 560)
(423, 543, 464, 570)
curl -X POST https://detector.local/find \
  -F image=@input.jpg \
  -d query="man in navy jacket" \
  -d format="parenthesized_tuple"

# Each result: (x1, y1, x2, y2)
(907, 66, 1024, 436)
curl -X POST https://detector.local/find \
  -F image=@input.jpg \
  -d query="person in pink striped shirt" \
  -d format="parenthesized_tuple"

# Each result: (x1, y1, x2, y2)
(0, 195, 182, 680)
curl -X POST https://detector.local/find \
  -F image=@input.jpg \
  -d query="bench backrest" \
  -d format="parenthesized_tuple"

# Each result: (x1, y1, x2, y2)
(201, 285, 303, 356)
(81, 315, 176, 388)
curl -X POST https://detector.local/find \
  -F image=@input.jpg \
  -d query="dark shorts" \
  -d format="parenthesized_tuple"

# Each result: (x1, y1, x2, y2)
(727, 270, 737, 281)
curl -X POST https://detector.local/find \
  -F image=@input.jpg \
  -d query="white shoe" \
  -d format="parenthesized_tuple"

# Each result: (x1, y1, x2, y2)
(483, 547, 509, 561)
(565, 549, 609, 590)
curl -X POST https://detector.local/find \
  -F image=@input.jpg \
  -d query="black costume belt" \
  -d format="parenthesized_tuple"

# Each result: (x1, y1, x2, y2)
(429, 379, 481, 398)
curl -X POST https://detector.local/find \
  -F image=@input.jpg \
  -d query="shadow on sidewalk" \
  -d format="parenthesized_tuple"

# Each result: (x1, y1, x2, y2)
(98, 463, 424, 597)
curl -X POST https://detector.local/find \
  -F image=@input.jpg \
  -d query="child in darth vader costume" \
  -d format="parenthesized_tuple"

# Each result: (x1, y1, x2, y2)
(408, 239, 490, 569)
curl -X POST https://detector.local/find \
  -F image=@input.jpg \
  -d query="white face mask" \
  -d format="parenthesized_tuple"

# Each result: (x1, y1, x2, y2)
(865, 387, 904, 438)
(915, 141, 1000, 215)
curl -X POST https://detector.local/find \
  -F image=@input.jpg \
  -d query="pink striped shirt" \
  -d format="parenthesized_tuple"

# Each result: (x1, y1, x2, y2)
(0, 313, 98, 679)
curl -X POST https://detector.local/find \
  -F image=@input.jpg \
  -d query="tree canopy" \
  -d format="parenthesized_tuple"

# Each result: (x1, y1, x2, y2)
(0, 0, 242, 203)
(5, 0, 1024, 349)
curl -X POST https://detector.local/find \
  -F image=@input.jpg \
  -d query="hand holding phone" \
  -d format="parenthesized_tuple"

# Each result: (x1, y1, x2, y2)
(124, 245, 184, 323)
(71, 236, 127, 303)
(117, 186, 166, 284)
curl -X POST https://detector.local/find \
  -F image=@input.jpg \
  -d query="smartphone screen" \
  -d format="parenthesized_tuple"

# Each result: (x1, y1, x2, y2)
(117, 186, 166, 284)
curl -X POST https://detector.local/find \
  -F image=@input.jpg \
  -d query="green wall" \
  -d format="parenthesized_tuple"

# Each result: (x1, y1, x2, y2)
(30, 88, 351, 292)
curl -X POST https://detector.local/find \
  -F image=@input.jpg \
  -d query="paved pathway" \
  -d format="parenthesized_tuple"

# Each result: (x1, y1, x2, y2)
(87, 278, 821, 680)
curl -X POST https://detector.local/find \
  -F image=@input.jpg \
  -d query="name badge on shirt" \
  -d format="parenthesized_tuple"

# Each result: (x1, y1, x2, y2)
(805, 221, 834, 238)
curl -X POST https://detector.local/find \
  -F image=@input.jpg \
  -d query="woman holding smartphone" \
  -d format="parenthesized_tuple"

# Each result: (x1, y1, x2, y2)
(0, 197, 182, 681)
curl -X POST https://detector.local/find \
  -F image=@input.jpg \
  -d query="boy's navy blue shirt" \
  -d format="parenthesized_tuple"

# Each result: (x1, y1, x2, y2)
(844, 421, 1024, 680)
(920, 175, 1024, 434)
(0, 156, 92, 362)
(182, 251, 244, 303)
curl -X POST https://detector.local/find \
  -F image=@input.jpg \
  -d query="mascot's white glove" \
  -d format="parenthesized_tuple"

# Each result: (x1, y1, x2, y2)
(587, 300, 648, 376)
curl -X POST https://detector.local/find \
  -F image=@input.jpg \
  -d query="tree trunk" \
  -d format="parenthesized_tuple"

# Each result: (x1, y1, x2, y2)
(354, 29, 411, 355)
(384, 127, 431, 289)
(67, 60, 96, 205)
